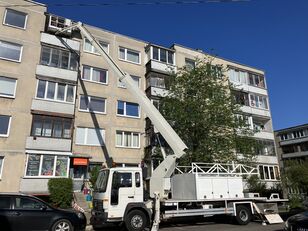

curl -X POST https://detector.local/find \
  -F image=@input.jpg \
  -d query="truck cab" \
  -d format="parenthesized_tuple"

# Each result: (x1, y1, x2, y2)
(91, 167, 152, 230)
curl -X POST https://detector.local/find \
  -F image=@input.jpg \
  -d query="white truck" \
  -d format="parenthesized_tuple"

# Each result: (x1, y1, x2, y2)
(57, 22, 284, 231)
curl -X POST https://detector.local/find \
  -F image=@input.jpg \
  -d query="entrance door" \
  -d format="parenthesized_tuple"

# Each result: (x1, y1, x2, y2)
(108, 171, 139, 218)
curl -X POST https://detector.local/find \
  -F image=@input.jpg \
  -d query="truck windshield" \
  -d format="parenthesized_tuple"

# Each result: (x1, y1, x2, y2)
(94, 170, 109, 192)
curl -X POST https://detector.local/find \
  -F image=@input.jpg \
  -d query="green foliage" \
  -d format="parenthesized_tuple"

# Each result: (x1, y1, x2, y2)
(48, 178, 73, 208)
(282, 160, 308, 192)
(246, 175, 282, 198)
(89, 165, 101, 188)
(160, 57, 256, 164)
(288, 195, 304, 209)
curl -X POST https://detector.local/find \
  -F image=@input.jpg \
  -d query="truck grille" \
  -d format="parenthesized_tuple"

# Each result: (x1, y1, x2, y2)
(93, 199, 104, 211)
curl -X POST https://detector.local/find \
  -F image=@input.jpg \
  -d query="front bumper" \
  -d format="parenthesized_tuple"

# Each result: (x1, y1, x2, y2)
(90, 210, 108, 227)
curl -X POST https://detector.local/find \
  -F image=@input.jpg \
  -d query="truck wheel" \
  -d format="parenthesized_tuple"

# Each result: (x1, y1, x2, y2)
(235, 205, 251, 225)
(125, 210, 147, 231)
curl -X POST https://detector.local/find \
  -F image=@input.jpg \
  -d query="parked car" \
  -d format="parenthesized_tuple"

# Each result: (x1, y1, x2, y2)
(0, 193, 86, 231)
(285, 210, 308, 231)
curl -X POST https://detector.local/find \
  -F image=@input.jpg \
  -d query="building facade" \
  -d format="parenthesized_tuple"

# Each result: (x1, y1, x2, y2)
(0, 0, 279, 194)
(275, 124, 308, 194)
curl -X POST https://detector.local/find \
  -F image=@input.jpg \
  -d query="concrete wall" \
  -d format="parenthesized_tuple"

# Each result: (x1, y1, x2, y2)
(0, 0, 47, 192)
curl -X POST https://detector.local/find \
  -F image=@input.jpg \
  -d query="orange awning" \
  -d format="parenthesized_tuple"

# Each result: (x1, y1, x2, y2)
(73, 158, 89, 166)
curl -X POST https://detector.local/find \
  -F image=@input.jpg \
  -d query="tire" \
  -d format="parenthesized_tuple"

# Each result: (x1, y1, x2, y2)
(125, 210, 147, 231)
(51, 219, 74, 231)
(235, 205, 252, 225)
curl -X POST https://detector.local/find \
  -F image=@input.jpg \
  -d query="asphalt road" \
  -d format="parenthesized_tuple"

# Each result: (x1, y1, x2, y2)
(87, 220, 285, 231)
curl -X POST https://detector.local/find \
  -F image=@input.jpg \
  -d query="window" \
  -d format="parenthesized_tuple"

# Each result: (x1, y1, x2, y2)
(76, 127, 105, 146)
(36, 79, 75, 103)
(0, 77, 17, 98)
(185, 58, 195, 69)
(0, 115, 11, 137)
(146, 73, 167, 89)
(84, 38, 109, 54)
(116, 131, 140, 148)
(117, 101, 140, 118)
(0, 157, 3, 179)
(258, 165, 279, 180)
(40, 46, 78, 71)
(25, 154, 69, 177)
(4, 9, 27, 29)
(0, 40, 22, 62)
(15, 197, 44, 210)
(293, 130, 305, 138)
(135, 172, 141, 187)
(233, 91, 249, 106)
(49, 15, 67, 29)
(79, 95, 106, 114)
(118, 75, 140, 88)
(151, 46, 174, 65)
(229, 68, 247, 84)
(282, 144, 298, 154)
(0, 196, 10, 209)
(250, 94, 268, 109)
(119, 47, 140, 64)
(31, 115, 72, 139)
(82, 66, 108, 84)
(248, 73, 266, 88)
(255, 139, 276, 156)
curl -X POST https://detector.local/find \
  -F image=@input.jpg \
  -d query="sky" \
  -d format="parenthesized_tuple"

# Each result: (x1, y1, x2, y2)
(39, 0, 308, 130)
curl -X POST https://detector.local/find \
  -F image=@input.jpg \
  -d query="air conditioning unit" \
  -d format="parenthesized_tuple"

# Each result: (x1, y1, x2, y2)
(46, 14, 72, 35)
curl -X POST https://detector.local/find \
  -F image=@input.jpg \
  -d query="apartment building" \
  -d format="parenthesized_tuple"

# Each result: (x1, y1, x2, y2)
(144, 44, 280, 187)
(0, 0, 279, 194)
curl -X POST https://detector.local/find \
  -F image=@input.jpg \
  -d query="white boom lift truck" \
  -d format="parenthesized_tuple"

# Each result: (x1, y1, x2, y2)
(57, 22, 285, 231)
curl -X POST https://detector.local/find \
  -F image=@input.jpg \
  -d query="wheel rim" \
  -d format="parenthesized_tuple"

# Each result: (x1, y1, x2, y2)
(239, 210, 248, 222)
(131, 214, 143, 229)
(55, 221, 71, 231)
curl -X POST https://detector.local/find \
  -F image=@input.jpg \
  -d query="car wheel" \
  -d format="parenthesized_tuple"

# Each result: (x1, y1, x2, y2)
(125, 210, 147, 231)
(51, 219, 74, 231)
(235, 205, 252, 225)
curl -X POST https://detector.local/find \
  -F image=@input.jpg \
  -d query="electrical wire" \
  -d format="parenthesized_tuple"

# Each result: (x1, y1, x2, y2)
(0, 0, 250, 8)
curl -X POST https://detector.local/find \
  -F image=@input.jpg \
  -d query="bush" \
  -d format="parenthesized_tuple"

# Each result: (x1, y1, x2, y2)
(89, 166, 101, 188)
(48, 178, 73, 208)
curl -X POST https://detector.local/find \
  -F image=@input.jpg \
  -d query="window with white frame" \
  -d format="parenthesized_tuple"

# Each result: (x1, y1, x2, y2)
(79, 95, 106, 114)
(249, 93, 268, 109)
(248, 73, 266, 88)
(118, 75, 140, 88)
(0, 40, 22, 62)
(36, 79, 75, 103)
(116, 131, 140, 148)
(4, 9, 27, 29)
(117, 100, 140, 118)
(82, 65, 108, 84)
(255, 139, 276, 156)
(0, 77, 17, 98)
(185, 58, 195, 69)
(40, 45, 78, 71)
(0, 115, 11, 137)
(152, 46, 174, 65)
(25, 154, 69, 177)
(119, 47, 140, 64)
(84, 38, 109, 54)
(229, 68, 248, 84)
(0, 157, 4, 178)
(258, 165, 280, 180)
(76, 127, 105, 146)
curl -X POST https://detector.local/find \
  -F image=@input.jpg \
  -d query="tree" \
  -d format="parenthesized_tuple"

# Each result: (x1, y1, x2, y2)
(159, 57, 256, 165)
(48, 178, 73, 208)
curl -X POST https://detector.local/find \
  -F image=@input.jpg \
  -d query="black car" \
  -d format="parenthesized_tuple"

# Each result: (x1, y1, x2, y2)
(0, 193, 86, 231)
(285, 210, 308, 231)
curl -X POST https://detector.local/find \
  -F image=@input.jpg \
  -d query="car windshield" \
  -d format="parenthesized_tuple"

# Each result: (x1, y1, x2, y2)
(94, 170, 109, 192)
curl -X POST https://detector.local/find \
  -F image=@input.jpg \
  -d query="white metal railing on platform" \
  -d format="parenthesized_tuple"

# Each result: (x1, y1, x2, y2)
(175, 162, 258, 177)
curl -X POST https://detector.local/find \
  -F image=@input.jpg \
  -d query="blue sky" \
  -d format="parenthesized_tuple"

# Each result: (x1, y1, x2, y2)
(40, 0, 308, 130)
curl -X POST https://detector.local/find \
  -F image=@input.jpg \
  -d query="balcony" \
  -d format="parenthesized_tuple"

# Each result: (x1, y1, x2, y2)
(253, 131, 275, 140)
(282, 150, 308, 159)
(147, 86, 169, 97)
(255, 155, 279, 164)
(146, 60, 176, 74)
(36, 64, 78, 82)
(41, 32, 80, 51)
(241, 105, 271, 118)
(232, 83, 268, 96)
(280, 136, 308, 146)
(31, 98, 75, 115)
(26, 137, 71, 152)
(20, 178, 49, 194)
